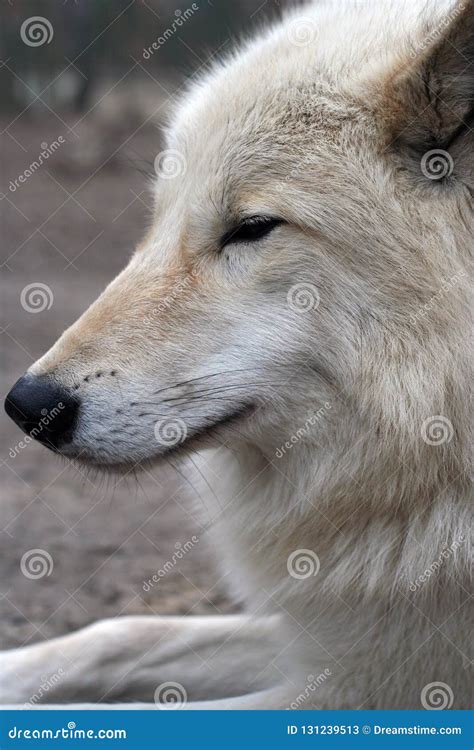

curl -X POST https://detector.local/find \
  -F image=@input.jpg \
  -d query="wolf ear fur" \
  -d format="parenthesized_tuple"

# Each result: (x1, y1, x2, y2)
(387, 0, 473, 178)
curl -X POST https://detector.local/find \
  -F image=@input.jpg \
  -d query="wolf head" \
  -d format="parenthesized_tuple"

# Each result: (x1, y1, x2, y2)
(6, 0, 472, 494)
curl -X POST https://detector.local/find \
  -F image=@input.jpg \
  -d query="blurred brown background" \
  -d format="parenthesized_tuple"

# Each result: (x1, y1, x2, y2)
(0, 0, 287, 648)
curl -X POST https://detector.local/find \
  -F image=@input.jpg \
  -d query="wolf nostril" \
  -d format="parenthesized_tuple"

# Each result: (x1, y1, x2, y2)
(4, 373, 79, 451)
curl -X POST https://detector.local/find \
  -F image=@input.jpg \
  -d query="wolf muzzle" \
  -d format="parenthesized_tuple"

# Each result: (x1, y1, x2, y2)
(5, 373, 79, 451)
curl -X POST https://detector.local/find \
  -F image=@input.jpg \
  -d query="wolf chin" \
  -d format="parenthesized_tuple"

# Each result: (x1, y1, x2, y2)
(2, 0, 472, 709)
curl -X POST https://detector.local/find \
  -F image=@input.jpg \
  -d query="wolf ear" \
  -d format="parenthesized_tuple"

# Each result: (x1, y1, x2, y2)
(387, 0, 473, 175)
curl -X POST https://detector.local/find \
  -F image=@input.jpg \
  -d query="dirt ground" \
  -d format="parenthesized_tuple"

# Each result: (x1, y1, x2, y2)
(0, 115, 235, 650)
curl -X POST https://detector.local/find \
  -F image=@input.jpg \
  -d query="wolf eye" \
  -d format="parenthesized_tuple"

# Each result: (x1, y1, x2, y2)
(220, 216, 284, 249)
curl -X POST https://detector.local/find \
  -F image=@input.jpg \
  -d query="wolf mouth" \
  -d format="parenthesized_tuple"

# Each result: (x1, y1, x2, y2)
(172, 401, 255, 452)
(65, 402, 255, 470)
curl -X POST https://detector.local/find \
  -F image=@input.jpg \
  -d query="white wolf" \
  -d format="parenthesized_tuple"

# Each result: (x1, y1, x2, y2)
(3, 0, 472, 709)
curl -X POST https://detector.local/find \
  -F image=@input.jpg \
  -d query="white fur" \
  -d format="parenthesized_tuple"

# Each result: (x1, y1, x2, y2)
(2, 0, 472, 709)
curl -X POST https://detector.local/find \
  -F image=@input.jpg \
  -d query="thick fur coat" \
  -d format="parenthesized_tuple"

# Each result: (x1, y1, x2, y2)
(2, 0, 472, 709)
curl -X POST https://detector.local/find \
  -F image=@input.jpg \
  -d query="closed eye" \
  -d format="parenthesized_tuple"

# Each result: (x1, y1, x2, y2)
(220, 216, 285, 249)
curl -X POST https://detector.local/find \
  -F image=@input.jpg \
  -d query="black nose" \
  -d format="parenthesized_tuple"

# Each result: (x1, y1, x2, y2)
(4, 374, 79, 450)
